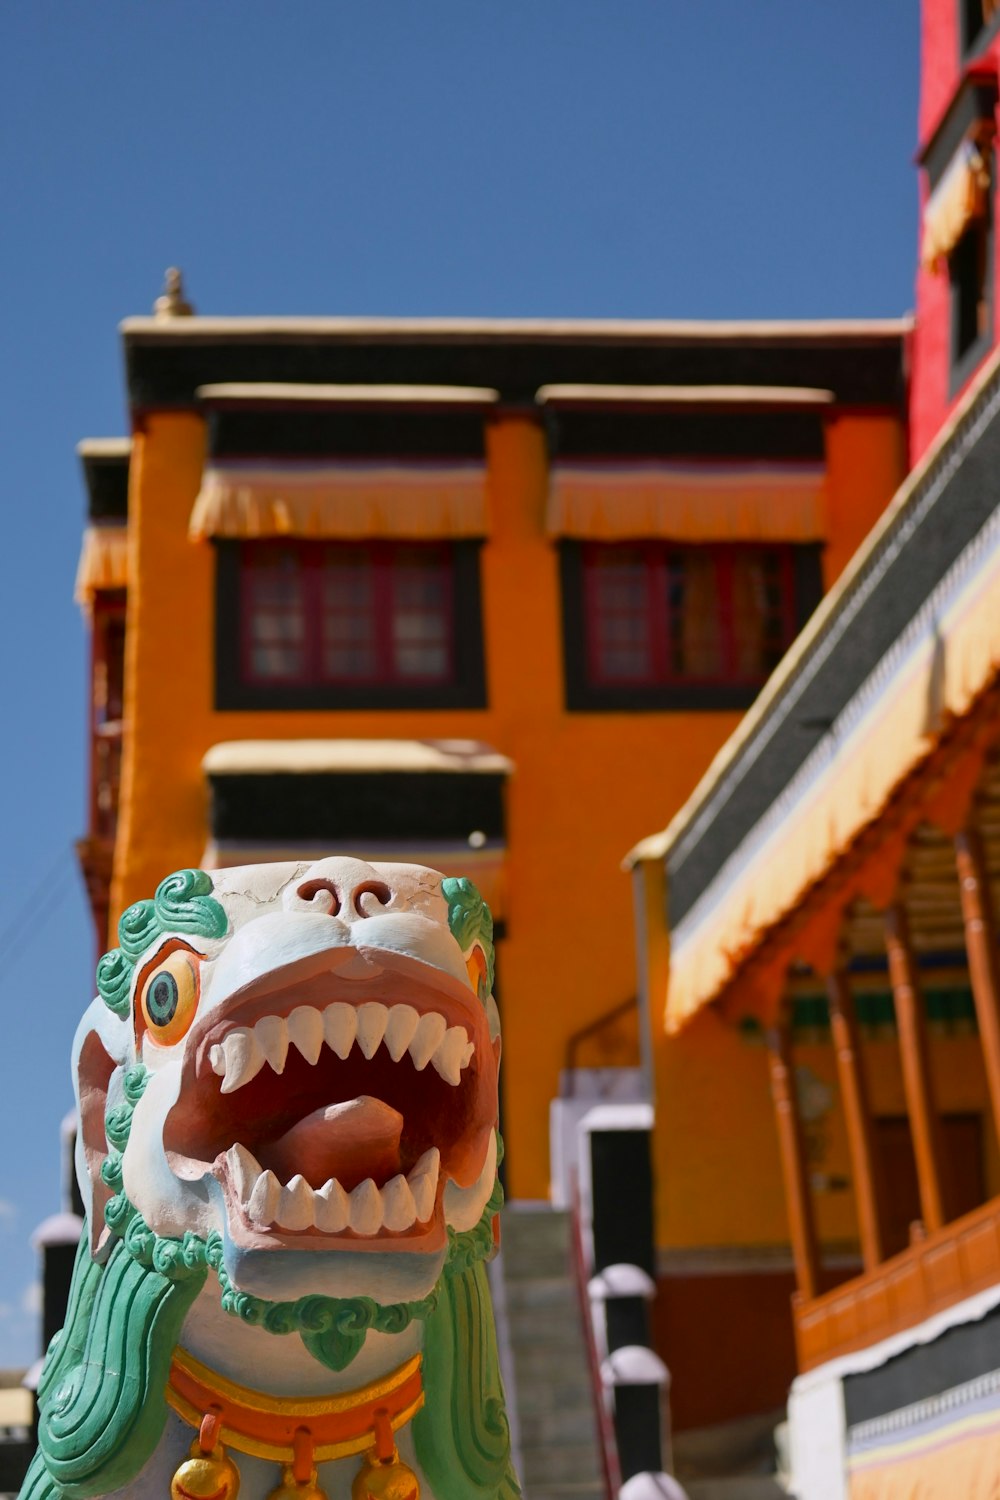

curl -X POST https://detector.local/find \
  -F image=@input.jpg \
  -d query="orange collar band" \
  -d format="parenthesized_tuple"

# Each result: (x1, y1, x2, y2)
(166, 1347, 424, 1465)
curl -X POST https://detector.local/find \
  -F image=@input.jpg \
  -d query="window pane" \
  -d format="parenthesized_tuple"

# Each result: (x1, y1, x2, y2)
(240, 540, 460, 691)
(668, 553, 723, 679)
(320, 550, 377, 679)
(731, 550, 789, 679)
(390, 550, 451, 680)
(588, 548, 654, 680)
(245, 545, 306, 680)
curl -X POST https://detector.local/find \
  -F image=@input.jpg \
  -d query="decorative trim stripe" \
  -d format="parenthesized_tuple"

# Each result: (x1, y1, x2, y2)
(75, 523, 128, 606)
(189, 460, 488, 541)
(848, 1368, 1000, 1472)
(546, 460, 825, 541)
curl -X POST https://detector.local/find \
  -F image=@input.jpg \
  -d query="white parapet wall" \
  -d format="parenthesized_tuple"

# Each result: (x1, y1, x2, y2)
(788, 1368, 848, 1500)
(787, 1278, 1000, 1498)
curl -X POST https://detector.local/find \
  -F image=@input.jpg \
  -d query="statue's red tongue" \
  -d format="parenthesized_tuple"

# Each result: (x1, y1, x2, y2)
(264, 1097, 403, 1191)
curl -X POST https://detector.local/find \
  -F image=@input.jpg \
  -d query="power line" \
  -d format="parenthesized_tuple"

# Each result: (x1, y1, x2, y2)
(0, 851, 82, 979)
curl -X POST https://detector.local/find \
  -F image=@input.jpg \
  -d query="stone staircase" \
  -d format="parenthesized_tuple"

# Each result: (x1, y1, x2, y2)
(496, 1206, 604, 1500)
(494, 1208, 788, 1500)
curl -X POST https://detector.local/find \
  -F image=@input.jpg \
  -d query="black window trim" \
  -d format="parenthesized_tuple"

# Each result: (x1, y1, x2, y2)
(959, 0, 1000, 60)
(214, 538, 488, 711)
(558, 539, 824, 713)
(948, 137, 996, 396)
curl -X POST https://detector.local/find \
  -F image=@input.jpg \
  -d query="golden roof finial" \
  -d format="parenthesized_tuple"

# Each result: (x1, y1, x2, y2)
(153, 267, 195, 319)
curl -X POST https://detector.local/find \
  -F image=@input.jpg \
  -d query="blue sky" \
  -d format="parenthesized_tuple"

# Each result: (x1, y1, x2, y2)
(0, 0, 917, 1366)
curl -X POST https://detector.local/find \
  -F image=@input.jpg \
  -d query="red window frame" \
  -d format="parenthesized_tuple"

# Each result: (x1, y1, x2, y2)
(581, 541, 798, 688)
(239, 540, 456, 688)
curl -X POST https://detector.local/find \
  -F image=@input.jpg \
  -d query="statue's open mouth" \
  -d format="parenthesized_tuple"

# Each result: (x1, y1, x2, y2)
(162, 946, 497, 1253)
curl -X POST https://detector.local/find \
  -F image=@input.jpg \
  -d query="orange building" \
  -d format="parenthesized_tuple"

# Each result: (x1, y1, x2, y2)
(74, 290, 906, 1439)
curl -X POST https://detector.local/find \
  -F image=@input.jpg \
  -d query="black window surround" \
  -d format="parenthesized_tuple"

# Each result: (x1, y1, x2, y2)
(214, 539, 488, 711)
(920, 77, 998, 397)
(949, 140, 996, 395)
(959, 0, 1000, 60)
(559, 540, 823, 712)
(207, 769, 506, 845)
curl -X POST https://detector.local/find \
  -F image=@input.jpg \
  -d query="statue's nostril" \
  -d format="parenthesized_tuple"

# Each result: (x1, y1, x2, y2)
(296, 878, 342, 916)
(350, 881, 391, 917)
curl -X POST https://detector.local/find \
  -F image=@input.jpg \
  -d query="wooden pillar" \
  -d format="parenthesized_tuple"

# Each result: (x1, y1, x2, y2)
(884, 903, 950, 1233)
(955, 826, 1000, 1146)
(766, 1015, 820, 1301)
(826, 968, 886, 1270)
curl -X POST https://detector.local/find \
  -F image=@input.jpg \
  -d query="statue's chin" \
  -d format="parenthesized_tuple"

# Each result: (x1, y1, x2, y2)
(221, 1236, 449, 1305)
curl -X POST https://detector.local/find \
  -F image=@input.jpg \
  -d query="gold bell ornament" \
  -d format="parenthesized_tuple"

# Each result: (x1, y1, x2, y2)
(351, 1409, 420, 1500)
(171, 1411, 241, 1500)
(265, 1430, 329, 1500)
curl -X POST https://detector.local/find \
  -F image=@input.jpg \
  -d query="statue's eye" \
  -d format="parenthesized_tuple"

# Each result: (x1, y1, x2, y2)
(139, 950, 200, 1046)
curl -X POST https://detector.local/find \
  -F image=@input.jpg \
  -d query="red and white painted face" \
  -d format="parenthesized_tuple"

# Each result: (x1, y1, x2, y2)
(80, 857, 500, 1305)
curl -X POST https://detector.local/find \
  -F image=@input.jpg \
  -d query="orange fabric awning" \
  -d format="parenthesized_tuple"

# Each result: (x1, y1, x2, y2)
(921, 140, 991, 272)
(663, 510, 1000, 1032)
(189, 462, 489, 541)
(74, 524, 128, 606)
(546, 462, 826, 541)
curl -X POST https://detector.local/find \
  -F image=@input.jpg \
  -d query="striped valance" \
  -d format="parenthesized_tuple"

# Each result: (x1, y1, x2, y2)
(189, 462, 489, 542)
(75, 524, 128, 607)
(922, 139, 991, 272)
(546, 462, 826, 541)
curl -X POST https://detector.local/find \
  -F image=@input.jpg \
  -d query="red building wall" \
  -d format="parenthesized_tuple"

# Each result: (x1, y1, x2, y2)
(910, 4, 1000, 460)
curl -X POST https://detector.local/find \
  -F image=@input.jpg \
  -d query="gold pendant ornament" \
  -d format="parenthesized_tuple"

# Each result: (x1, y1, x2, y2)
(265, 1462, 329, 1500)
(171, 1412, 241, 1500)
(351, 1449, 420, 1500)
(265, 1430, 329, 1500)
(351, 1411, 419, 1500)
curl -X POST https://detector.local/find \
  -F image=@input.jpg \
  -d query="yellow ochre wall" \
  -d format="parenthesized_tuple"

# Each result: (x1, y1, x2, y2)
(651, 1018, 995, 1251)
(822, 413, 907, 589)
(111, 408, 905, 1205)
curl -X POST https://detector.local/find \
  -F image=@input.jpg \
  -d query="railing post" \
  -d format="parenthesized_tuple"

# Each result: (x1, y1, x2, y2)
(884, 903, 950, 1232)
(826, 967, 886, 1270)
(955, 826, 1000, 1150)
(766, 1013, 820, 1302)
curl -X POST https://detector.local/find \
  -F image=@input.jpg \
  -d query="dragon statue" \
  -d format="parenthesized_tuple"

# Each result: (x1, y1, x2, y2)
(22, 857, 519, 1500)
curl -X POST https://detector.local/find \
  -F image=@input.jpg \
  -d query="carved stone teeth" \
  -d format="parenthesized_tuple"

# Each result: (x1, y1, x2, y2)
(384, 1003, 420, 1061)
(277, 1174, 314, 1231)
(255, 1015, 289, 1074)
(382, 1173, 417, 1232)
(229, 1144, 441, 1233)
(409, 1147, 441, 1222)
(323, 1002, 357, 1060)
(314, 1177, 350, 1233)
(212, 1002, 474, 1093)
(226, 1143, 262, 1203)
(218, 1030, 265, 1094)
(349, 1178, 383, 1235)
(407, 1012, 448, 1071)
(287, 1005, 324, 1066)
(431, 1025, 472, 1086)
(247, 1168, 281, 1226)
(355, 1002, 388, 1060)
(443, 1132, 498, 1233)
